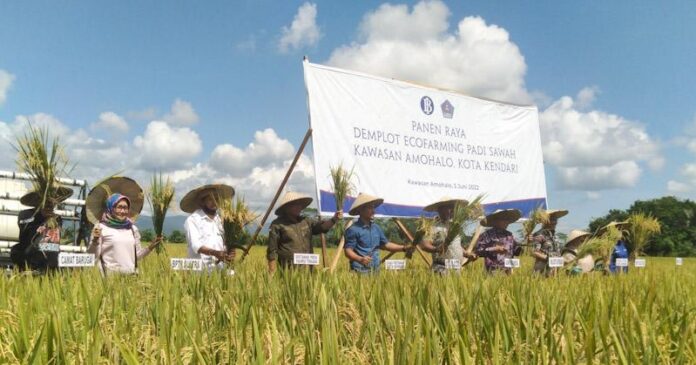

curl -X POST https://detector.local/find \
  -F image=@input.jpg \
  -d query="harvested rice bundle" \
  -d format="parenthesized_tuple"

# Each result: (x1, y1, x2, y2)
(146, 173, 175, 253)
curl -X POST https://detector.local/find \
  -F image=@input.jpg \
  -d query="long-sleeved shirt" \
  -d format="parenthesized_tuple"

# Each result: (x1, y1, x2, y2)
(266, 215, 329, 266)
(474, 227, 518, 273)
(185, 209, 225, 262)
(87, 223, 151, 274)
(344, 219, 388, 273)
(609, 240, 629, 273)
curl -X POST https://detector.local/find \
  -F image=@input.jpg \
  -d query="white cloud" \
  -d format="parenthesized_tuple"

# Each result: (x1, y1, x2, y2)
(575, 86, 599, 110)
(326, 1, 531, 104)
(667, 180, 691, 194)
(162, 99, 199, 126)
(0, 70, 15, 106)
(127, 107, 158, 121)
(209, 128, 295, 176)
(91, 111, 129, 134)
(133, 121, 202, 170)
(540, 92, 661, 190)
(278, 2, 321, 53)
(586, 191, 601, 200)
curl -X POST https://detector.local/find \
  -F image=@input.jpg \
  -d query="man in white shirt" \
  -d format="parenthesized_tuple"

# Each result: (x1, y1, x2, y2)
(180, 184, 235, 264)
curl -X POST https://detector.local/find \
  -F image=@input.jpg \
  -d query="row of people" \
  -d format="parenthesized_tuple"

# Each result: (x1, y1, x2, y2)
(10, 178, 626, 275)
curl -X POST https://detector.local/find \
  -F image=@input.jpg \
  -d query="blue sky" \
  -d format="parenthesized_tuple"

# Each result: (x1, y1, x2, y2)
(1, 1, 695, 231)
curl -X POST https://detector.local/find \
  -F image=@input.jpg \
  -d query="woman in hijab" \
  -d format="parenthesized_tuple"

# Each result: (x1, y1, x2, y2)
(88, 190, 161, 274)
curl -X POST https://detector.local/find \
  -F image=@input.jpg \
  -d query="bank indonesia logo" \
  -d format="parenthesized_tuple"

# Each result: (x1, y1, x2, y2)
(441, 100, 454, 119)
(420, 96, 434, 115)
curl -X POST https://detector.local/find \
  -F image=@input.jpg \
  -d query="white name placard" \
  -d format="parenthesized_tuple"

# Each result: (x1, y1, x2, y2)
(385, 259, 407, 270)
(676, 257, 683, 266)
(171, 258, 204, 271)
(548, 257, 564, 268)
(293, 253, 320, 266)
(634, 258, 646, 268)
(445, 259, 461, 270)
(39, 243, 60, 252)
(58, 253, 95, 267)
(616, 258, 629, 267)
(504, 258, 521, 268)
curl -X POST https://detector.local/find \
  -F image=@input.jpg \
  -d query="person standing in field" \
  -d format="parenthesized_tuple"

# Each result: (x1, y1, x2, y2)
(266, 191, 342, 273)
(343, 193, 413, 274)
(598, 221, 631, 274)
(11, 187, 73, 272)
(419, 197, 476, 273)
(474, 209, 522, 274)
(86, 177, 161, 274)
(181, 184, 235, 267)
(531, 209, 569, 277)
(561, 229, 594, 275)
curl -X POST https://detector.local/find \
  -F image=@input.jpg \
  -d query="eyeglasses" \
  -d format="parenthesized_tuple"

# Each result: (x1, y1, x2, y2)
(114, 204, 130, 211)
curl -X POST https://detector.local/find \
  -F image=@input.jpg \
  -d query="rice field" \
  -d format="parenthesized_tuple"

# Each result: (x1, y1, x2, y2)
(1, 245, 694, 364)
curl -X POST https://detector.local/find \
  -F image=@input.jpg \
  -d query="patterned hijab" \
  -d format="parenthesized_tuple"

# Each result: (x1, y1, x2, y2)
(101, 193, 133, 230)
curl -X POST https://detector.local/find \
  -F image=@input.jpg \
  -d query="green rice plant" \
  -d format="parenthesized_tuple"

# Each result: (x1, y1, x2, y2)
(412, 216, 434, 245)
(146, 172, 175, 254)
(13, 123, 71, 228)
(329, 164, 356, 241)
(218, 195, 257, 252)
(627, 213, 661, 258)
(443, 195, 484, 248)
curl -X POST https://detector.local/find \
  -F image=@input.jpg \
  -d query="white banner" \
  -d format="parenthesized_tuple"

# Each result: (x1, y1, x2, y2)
(304, 62, 547, 217)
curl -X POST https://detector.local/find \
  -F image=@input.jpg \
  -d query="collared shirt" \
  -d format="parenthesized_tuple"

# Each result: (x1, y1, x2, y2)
(87, 223, 151, 274)
(344, 219, 388, 273)
(533, 228, 561, 274)
(185, 209, 224, 261)
(266, 215, 328, 265)
(427, 220, 464, 271)
(474, 227, 518, 272)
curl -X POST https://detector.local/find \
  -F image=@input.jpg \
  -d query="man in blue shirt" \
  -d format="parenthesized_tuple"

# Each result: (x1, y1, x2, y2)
(609, 240, 629, 273)
(343, 193, 411, 273)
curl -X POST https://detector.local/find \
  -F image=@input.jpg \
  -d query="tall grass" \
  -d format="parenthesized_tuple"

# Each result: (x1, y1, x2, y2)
(13, 123, 71, 228)
(146, 173, 175, 254)
(0, 248, 694, 363)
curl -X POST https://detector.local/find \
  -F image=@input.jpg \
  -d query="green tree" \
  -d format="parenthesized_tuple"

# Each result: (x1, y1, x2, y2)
(588, 196, 696, 256)
(167, 230, 186, 243)
(140, 228, 155, 243)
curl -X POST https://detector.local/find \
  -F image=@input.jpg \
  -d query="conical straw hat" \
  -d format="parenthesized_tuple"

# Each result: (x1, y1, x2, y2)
(547, 209, 569, 220)
(348, 193, 384, 216)
(180, 184, 235, 214)
(423, 196, 469, 212)
(597, 220, 631, 236)
(85, 177, 144, 224)
(565, 229, 590, 249)
(20, 186, 73, 207)
(480, 209, 521, 227)
(274, 191, 313, 215)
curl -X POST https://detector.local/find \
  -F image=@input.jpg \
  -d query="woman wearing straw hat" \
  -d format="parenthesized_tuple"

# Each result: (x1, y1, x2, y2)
(531, 209, 568, 277)
(344, 193, 412, 274)
(474, 209, 522, 274)
(266, 191, 342, 272)
(11, 186, 73, 272)
(181, 184, 235, 267)
(87, 177, 161, 274)
(419, 197, 473, 274)
(561, 229, 593, 275)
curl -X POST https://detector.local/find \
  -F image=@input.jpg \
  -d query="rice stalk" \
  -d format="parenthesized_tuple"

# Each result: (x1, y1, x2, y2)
(218, 195, 258, 252)
(522, 207, 550, 240)
(443, 195, 484, 248)
(577, 226, 623, 271)
(627, 213, 661, 258)
(146, 172, 175, 253)
(12, 123, 72, 228)
(329, 164, 356, 241)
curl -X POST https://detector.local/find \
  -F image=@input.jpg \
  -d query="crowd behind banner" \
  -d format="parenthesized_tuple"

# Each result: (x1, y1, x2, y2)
(10, 176, 633, 276)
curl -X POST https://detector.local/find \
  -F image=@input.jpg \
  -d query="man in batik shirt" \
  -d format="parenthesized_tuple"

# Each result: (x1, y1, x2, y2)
(474, 209, 522, 274)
